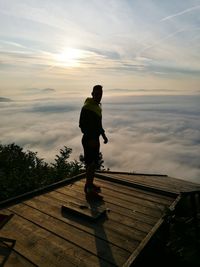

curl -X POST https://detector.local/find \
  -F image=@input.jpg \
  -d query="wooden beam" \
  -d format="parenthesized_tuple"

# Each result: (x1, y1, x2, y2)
(95, 173, 177, 198)
(97, 170, 168, 177)
(0, 173, 85, 210)
(122, 194, 182, 267)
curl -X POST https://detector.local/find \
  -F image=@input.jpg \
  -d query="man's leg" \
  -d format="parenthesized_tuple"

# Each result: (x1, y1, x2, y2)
(83, 137, 101, 196)
(85, 161, 101, 194)
(86, 161, 96, 185)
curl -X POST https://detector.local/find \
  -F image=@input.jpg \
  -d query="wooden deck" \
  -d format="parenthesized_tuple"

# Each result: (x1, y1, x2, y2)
(0, 172, 200, 267)
(96, 171, 200, 195)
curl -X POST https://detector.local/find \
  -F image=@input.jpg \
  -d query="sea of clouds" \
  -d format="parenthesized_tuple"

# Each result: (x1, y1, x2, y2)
(1, 92, 200, 183)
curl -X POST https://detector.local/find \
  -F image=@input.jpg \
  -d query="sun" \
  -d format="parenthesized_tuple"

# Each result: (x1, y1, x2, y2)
(54, 48, 84, 67)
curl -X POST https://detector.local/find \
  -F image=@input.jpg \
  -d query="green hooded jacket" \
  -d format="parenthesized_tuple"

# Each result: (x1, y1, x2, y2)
(79, 97, 105, 138)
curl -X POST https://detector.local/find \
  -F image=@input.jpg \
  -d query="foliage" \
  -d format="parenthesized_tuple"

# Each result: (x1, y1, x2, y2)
(0, 143, 84, 201)
(52, 146, 84, 179)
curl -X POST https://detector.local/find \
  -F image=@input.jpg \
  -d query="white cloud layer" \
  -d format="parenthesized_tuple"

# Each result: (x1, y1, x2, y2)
(1, 94, 200, 184)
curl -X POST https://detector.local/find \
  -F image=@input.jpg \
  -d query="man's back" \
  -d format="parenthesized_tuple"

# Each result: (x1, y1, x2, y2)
(79, 97, 104, 138)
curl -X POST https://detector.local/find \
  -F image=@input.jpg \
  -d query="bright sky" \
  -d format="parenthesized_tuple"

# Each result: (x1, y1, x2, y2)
(0, 0, 200, 96)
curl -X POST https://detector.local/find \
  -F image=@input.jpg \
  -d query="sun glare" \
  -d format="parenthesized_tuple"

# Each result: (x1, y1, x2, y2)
(54, 48, 85, 67)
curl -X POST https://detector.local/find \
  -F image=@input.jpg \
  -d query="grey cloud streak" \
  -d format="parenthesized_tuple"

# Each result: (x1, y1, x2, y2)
(0, 94, 199, 183)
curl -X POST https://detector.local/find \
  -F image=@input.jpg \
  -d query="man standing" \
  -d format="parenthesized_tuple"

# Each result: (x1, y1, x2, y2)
(79, 85, 108, 199)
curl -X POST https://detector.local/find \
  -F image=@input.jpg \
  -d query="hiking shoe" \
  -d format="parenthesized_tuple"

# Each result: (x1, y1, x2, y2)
(84, 183, 101, 194)
(84, 184, 103, 200)
(86, 191, 103, 201)
(93, 183, 101, 193)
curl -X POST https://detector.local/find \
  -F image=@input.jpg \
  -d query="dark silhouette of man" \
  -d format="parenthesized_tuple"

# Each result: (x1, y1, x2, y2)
(79, 85, 108, 199)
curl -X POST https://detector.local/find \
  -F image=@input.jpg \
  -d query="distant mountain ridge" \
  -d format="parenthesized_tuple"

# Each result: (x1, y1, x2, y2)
(0, 97, 12, 102)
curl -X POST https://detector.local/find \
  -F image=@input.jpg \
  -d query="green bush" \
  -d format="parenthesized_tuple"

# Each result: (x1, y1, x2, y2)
(0, 143, 84, 201)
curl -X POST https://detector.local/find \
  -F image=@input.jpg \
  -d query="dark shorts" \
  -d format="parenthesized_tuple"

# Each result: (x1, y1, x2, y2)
(82, 135, 100, 165)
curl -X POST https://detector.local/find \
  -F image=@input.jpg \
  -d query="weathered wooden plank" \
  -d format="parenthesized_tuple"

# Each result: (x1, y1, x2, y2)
(137, 174, 200, 190)
(57, 184, 159, 225)
(0, 210, 36, 267)
(58, 185, 158, 226)
(57, 186, 162, 222)
(47, 190, 147, 242)
(8, 203, 129, 267)
(24, 195, 140, 253)
(57, 185, 164, 218)
(57, 191, 152, 234)
(95, 173, 177, 196)
(55, 189, 157, 227)
(72, 181, 170, 211)
(0, 212, 76, 267)
(102, 173, 200, 193)
(79, 178, 174, 204)
(59, 184, 166, 225)
(1, 249, 37, 267)
(99, 173, 171, 190)
(1, 210, 117, 267)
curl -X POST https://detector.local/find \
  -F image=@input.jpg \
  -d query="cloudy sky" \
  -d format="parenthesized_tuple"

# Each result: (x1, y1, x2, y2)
(0, 1, 200, 183)
(0, 0, 200, 96)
